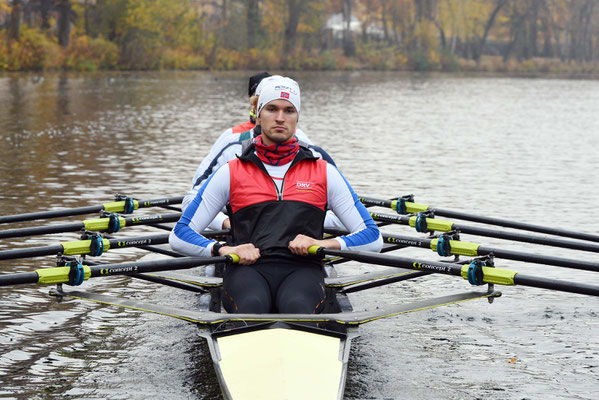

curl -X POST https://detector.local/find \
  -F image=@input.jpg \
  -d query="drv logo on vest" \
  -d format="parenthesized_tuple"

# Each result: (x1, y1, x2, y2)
(296, 181, 314, 190)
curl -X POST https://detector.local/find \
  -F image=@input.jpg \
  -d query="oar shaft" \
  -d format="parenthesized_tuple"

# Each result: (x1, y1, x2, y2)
(0, 206, 103, 225)
(342, 271, 430, 293)
(0, 230, 228, 260)
(0, 213, 182, 240)
(457, 224, 599, 253)
(370, 212, 599, 254)
(433, 207, 599, 244)
(320, 248, 461, 275)
(0, 245, 64, 260)
(135, 245, 183, 258)
(513, 274, 599, 297)
(316, 248, 599, 297)
(0, 235, 170, 261)
(0, 256, 229, 287)
(131, 273, 206, 292)
(0, 222, 84, 239)
(376, 229, 599, 273)
(359, 195, 599, 244)
(358, 196, 394, 209)
(86, 257, 224, 279)
(0, 196, 184, 225)
(0, 272, 41, 286)
(477, 246, 599, 272)
(334, 227, 599, 273)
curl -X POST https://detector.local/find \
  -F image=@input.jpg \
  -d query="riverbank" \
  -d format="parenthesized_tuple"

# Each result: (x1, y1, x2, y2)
(2, 29, 598, 77)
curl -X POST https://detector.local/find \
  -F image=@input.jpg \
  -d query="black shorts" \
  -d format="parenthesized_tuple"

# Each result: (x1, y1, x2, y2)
(222, 258, 326, 314)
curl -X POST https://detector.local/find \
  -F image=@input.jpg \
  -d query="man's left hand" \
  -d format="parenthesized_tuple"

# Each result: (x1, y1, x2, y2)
(288, 234, 341, 256)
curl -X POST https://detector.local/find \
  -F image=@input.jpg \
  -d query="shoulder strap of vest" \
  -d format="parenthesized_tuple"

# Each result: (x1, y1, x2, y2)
(240, 137, 254, 155)
(239, 130, 252, 141)
(298, 139, 309, 149)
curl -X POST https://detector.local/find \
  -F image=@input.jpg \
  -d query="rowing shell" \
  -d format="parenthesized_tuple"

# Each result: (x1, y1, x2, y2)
(49, 260, 500, 399)
(203, 264, 355, 400)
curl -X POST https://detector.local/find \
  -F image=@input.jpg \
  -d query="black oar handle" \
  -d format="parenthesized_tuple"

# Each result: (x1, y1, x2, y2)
(0, 206, 102, 224)
(514, 274, 599, 297)
(0, 222, 84, 239)
(0, 245, 64, 260)
(0, 271, 41, 286)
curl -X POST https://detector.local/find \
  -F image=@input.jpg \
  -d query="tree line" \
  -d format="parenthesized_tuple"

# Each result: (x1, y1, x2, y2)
(1, 0, 598, 72)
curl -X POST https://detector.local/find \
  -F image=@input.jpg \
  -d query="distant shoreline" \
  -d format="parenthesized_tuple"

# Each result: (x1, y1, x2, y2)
(2, 67, 599, 81)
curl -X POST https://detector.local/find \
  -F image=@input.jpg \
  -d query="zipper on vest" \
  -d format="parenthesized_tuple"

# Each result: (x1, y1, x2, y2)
(268, 162, 299, 201)
(269, 175, 283, 200)
(278, 176, 285, 200)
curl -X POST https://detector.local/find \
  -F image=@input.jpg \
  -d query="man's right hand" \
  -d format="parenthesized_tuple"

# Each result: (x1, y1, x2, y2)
(218, 243, 260, 265)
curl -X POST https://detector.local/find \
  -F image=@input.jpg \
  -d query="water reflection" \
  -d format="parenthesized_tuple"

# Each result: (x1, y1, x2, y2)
(57, 74, 70, 117)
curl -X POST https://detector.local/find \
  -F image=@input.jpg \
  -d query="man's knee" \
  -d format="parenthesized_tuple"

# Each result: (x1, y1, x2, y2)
(233, 294, 272, 314)
(277, 295, 324, 314)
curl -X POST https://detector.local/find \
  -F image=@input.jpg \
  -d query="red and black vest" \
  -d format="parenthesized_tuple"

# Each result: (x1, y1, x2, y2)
(227, 144, 327, 262)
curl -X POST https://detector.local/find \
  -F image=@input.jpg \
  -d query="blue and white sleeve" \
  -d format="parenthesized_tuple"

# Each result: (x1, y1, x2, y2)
(326, 164, 382, 252)
(170, 164, 231, 257)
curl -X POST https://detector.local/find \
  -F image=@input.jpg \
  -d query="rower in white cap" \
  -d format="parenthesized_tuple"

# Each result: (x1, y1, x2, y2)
(181, 74, 337, 228)
(170, 76, 382, 314)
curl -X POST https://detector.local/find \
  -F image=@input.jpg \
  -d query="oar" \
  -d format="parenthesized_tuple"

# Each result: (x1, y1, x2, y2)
(0, 213, 182, 239)
(0, 195, 184, 225)
(103, 233, 185, 258)
(359, 195, 599, 244)
(324, 228, 599, 273)
(74, 257, 208, 293)
(0, 230, 228, 260)
(370, 211, 599, 254)
(0, 255, 238, 287)
(308, 246, 599, 297)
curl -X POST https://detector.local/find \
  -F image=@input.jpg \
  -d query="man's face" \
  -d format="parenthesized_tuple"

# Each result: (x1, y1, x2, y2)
(257, 99, 298, 146)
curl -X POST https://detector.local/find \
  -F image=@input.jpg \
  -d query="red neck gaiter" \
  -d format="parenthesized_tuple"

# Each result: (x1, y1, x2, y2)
(253, 135, 299, 166)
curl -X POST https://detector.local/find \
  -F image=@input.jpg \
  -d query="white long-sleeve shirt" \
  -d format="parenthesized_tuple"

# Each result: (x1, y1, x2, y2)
(170, 156, 382, 258)
(182, 127, 342, 231)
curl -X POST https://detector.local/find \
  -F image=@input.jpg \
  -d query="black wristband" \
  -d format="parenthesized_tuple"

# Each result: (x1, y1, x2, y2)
(212, 241, 224, 257)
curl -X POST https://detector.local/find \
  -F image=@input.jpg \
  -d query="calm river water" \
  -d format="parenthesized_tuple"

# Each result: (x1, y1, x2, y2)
(0, 71, 598, 399)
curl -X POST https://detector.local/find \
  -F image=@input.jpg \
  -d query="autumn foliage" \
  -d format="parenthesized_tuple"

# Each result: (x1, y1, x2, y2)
(0, 0, 598, 73)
